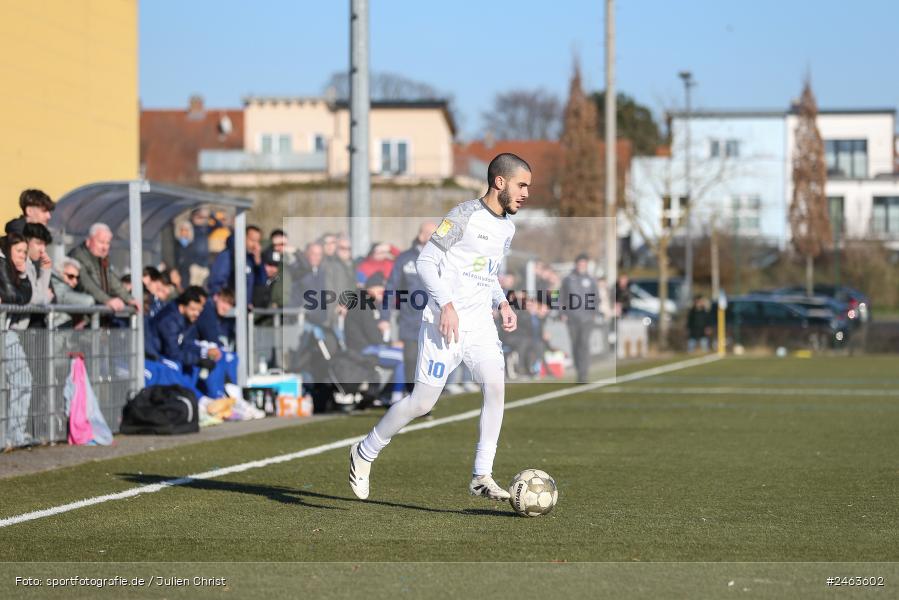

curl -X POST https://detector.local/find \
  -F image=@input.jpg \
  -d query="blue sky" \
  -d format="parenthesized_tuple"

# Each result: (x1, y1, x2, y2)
(140, 0, 899, 138)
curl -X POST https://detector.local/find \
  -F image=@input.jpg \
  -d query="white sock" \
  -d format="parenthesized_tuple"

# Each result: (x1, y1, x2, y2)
(472, 379, 505, 476)
(358, 383, 443, 461)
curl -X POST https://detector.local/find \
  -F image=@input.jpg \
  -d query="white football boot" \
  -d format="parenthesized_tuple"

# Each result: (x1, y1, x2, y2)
(349, 443, 372, 500)
(468, 474, 511, 501)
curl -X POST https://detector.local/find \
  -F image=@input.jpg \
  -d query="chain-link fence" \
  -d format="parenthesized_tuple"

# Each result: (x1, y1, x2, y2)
(0, 305, 141, 449)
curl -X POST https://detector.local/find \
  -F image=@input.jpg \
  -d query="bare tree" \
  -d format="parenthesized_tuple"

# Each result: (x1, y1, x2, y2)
(480, 88, 562, 140)
(624, 124, 738, 348)
(789, 80, 831, 295)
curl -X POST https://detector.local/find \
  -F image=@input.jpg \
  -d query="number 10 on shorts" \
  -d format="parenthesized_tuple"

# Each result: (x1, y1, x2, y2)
(427, 360, 446, 378)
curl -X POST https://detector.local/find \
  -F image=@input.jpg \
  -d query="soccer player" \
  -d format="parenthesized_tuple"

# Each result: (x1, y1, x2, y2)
(349, 153, 530, 501)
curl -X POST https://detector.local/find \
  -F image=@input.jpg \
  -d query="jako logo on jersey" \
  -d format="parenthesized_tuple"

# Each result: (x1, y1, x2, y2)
(478, 233, 489, 240)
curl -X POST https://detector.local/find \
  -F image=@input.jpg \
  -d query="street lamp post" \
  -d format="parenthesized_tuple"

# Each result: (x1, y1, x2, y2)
(679, 70, 695, 305)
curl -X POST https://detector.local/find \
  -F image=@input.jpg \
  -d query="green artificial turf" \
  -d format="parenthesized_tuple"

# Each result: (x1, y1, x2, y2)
(2, 355, 898, 598)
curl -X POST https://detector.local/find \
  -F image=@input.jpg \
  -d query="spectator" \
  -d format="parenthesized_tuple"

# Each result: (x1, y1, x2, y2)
(253, 251, 282, 312)
(355, 242, 396, 285)
(0, 233, 34, 448)
(142, 267, 168, 318)
(207, 225, 265, 299)
(561, 253, 599, 383)
(197, 287, 236, 349)
(614, 273, 632, 316)
(324, 233, 357, 324)
(297, 242, 328, 326)
(687, 295, 712, 353)
(22, 223, 54, 312)
(189, 208, 211, 266)
(146, 287, 221, 370)
(69, 223, 138, 313)
(380, 221, 436, 391)
(343, 272, 405, 404)
(596, 276, 613, 321)
(5, 189, 54, 236)
(50, 258, 94, 328)
(262, 228, 295, 307)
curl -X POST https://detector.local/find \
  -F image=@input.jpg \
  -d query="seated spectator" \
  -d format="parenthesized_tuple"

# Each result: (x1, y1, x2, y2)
(343, 272, 405, 404)
(208, 225, 265, 299)
(69, 223, 139, 313)
(0, 233, 34, 447)
(50, 258, 93, 328)
(197, 286, 236, 349)
(5, 189, 54, 235)
(142, 267, 168, 318)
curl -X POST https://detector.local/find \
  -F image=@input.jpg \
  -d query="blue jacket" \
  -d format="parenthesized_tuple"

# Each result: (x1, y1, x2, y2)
(145, 301, 201, 367)
(196, 298, 235, 347)
(207, 233, 266, 297)
(382, 241, 428, 341)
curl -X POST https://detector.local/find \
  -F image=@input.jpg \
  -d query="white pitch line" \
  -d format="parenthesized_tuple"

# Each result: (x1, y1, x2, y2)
(0, 354, 721, 529)
(601, 386, 899, 398)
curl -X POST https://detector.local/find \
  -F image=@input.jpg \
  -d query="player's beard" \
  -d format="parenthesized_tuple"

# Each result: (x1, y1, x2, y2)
(498, 188, 517, 215)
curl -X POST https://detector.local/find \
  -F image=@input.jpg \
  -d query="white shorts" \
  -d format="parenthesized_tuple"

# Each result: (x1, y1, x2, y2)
(415, 320, 505, 387)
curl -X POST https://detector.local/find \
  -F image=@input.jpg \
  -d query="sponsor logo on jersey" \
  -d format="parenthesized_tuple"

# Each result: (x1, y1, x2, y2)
(478, 233, 489, 240)
(435, 219, 453, 237)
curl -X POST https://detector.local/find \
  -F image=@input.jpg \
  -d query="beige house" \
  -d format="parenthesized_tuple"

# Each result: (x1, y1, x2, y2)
(199, 97, 456, 186)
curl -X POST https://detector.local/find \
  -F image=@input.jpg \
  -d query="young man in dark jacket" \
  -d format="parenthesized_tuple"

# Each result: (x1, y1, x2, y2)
(4, 189, 54, 236)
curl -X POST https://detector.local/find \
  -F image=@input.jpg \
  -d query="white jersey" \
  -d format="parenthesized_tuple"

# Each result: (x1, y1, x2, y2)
(421, 198, 515, 331)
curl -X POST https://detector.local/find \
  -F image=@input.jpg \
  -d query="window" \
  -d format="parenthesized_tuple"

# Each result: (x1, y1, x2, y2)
(709, 140, 720, 158)
(827, 196, 845, 235)
(380, 139, 410, 174)
(313, 134, 327, 153)
(260, 134, 273, 154)
(872, 196, 899, 235)
(278, 134, 292, 154)
(729, 194, 762, 233)
(725, 139, 740, 158)
(825, 139, 867, 178)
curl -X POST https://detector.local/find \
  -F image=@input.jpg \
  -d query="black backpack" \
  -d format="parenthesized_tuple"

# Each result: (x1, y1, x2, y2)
(120, 384, 199, 435)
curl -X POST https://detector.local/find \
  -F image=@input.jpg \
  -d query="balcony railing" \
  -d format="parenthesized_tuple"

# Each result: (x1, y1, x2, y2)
(198, 150, 327, 172)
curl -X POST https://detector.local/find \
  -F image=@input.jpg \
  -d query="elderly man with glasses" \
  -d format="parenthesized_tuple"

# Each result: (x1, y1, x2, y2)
(50, 258, 95, 328)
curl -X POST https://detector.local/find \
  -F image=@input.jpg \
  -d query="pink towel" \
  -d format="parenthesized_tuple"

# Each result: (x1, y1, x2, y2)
(67, 357, 94, 445)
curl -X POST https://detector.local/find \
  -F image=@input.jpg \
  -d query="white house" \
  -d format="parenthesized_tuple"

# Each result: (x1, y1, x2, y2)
(629, 106, 899, 251)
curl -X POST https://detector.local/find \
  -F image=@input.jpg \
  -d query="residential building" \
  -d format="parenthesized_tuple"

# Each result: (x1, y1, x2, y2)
(0, 0, 138, 223)
(629, 106, 899, 251)
(196, 97, 456, 187)
(141, 96, 244, 185)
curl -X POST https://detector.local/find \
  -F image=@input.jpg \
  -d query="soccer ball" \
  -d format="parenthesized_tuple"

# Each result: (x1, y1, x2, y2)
(508, 469, 558, 517)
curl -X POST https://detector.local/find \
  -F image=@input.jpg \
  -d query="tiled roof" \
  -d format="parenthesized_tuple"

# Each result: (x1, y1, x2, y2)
(140, 99, 244, 185)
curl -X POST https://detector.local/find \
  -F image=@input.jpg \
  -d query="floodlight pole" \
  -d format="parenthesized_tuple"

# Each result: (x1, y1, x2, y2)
(679, 70, 695, 305)
(349, 0, 371, 258)
(604, 0, 617, 284)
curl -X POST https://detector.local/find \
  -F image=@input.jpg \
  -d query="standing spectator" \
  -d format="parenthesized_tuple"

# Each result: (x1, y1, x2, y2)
(263, 229, 296, 307)
(686, 295, 712, 353)
(561, 254, 599, 383)
(50, 258, 93, 328)
(69, 223, 138, 313)
(207, 225, 265, 300)
(253, 252, 282, 312)
(0, 233, 34, 448)
(324, 234, 358, 324)
(297, 242, 328, 327)
(614, 273, 632, 317)
(5, 189, 54, 235)
(380, 221, 436, 391)
(189, 208, 211, 267)
(142, 267, 168, 318)
(22, 223, 53, 304)
(355, 242, 396, 285)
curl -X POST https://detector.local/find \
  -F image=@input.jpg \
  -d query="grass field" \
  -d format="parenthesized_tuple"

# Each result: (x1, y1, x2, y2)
(2, 355, 899, 598)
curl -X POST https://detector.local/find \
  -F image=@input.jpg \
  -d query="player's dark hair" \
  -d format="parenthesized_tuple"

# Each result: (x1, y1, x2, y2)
(247, 225, 262, 236)
(270, 229, 286, 240)
(19, 189, 54, 213)
(143, 266, 163, 282)
(487, 153, 531, 190)
(177, 287, 205, 306)
(185, 285, 208, 301)
(22, 223, 52, 244)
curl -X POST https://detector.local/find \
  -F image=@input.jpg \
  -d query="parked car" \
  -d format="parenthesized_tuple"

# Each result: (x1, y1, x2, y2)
(773, 285, 870, 323)
(628, 277, 682, 316)
(717, 294, 848, 350)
